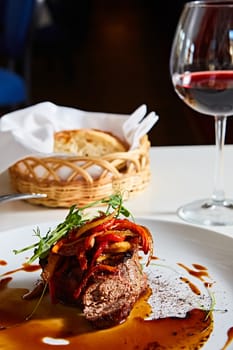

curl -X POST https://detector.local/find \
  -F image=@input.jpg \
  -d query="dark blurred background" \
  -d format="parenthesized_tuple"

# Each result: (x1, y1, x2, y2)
(1, 0, 233, 146)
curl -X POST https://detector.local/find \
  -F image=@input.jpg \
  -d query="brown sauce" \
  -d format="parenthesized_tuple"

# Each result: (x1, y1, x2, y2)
(221, 327, 233, 350)
(1, 263, 41, 276)
(192, 263, 208, 270)
(0, 282, 214, 350)
(151, 255, 159, 260)
(178, 262, 210, 281)
(0, 260, 7, 266)
(180, 276, 201, 295)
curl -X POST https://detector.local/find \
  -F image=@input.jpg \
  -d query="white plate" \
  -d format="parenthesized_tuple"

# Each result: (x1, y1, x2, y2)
(0, 219, 233, 350)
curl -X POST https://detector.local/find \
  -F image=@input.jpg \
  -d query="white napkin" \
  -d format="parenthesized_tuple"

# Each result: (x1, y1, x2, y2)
(0, 102, 159, 173)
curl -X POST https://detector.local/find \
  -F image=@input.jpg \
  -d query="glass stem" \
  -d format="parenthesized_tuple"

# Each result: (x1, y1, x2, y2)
(212, 115, 227, 203)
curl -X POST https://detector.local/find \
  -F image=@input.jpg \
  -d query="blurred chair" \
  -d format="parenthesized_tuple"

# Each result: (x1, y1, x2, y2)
(0, 0, 36, 110)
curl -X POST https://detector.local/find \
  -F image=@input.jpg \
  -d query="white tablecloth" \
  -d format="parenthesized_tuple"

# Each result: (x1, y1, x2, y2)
(1, 145, 233, 237)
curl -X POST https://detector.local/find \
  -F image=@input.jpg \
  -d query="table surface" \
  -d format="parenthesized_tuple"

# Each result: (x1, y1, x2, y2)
(1, 145, 233, 238)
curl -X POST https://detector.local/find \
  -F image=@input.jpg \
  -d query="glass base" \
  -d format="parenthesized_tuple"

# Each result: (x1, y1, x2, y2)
(177, 198, 233, 226)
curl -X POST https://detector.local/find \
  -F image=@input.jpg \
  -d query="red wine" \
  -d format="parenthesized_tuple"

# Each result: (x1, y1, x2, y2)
(174, 71, 233, 116)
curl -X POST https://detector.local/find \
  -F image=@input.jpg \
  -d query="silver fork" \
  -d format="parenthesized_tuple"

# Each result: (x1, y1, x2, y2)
(0, 193, 47, 204)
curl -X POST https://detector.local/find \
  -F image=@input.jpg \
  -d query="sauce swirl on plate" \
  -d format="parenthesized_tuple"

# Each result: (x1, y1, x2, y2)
(0, 282, 213, 350)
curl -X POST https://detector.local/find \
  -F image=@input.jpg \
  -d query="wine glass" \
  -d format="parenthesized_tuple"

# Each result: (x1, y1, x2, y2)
(170, 0, 233, 226)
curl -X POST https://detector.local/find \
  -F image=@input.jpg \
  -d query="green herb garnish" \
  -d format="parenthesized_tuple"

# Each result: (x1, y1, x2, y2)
(13, 193, 131, 264)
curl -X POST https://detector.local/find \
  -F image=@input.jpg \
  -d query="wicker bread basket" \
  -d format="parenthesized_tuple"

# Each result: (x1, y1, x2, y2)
(8, 135, 151, 208)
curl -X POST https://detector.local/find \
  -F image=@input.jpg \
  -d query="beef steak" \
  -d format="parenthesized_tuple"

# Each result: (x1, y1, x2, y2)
(82, 253, 148, 329)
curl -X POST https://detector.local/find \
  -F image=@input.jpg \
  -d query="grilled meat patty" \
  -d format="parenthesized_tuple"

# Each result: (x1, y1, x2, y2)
(40, 251, 148, 329)
(82, 253, 147, 329)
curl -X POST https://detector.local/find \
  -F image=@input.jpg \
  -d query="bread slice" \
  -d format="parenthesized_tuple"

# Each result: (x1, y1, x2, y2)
(54, 129, 127, 157)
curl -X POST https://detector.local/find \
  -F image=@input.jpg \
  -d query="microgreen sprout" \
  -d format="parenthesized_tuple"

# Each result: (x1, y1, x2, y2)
(13, 193, 132, 263)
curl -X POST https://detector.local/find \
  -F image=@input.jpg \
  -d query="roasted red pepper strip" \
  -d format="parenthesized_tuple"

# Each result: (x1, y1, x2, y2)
(96, 233, 125, 243)
(51, 238, 67, 254)
(76, 244, 88, 271)
(112, 219, 150, 253)
(74, 211, 117, 239)
(84, 231, 104, 250)
(54, 218, 115, 252)
(84, 230, 125, 250)
(91, 240, 109, 266)
(140, 225, 153, 266)
(91, 218, 116, 233)
(110, 219, 153, 265)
